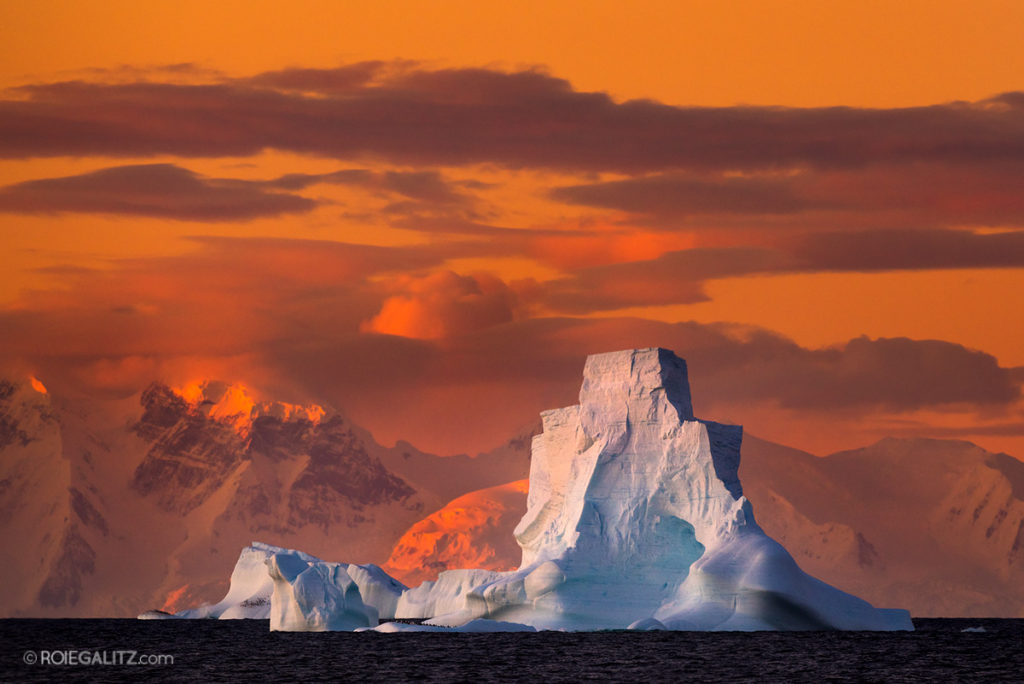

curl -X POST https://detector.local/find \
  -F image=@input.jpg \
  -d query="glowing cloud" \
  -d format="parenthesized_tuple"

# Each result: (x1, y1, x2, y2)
(362, 271, 518, 340)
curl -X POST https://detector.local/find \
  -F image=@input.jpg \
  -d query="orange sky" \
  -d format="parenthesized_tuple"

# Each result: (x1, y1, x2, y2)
(4, 1, 1024, 107)
(1, 1, 1023, 458)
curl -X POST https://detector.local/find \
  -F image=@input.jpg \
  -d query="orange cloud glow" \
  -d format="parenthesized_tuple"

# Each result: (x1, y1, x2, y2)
(362, 271, 518, 340)
(527, 226, 696, 270)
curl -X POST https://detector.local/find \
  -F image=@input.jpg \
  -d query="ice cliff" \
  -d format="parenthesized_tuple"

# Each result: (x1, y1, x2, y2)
(188, 349, 913, 631)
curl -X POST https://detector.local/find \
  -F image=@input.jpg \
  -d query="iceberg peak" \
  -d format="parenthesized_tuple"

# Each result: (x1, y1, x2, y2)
(580, 347, 694, 423)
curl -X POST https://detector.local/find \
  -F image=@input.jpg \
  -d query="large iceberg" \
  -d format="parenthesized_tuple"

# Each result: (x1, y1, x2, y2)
(217, 349, 913, 631)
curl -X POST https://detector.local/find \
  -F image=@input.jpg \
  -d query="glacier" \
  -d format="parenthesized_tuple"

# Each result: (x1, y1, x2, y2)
(174, 349, 913, 631)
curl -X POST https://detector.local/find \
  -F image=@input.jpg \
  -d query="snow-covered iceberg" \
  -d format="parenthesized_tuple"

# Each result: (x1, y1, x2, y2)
(211, 349, 913, 631)
(144, 541, 406, 627)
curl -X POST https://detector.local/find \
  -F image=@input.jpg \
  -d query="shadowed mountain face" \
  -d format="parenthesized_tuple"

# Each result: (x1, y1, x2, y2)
(0, 381, 36, 449)
(0, 378, 530, 618)
(131, 385, 416, 525)
(132, 384, 249, 514)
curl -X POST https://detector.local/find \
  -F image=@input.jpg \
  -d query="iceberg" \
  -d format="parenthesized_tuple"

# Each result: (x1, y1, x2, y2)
(269, 553, 369, 631)
(222, 349, 914, 631)
(145, 541, 406, 627)
(267, 550, 407, 631)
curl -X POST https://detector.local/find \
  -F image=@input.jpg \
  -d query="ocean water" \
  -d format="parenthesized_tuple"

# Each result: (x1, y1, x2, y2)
(2, 618, 1021, 682)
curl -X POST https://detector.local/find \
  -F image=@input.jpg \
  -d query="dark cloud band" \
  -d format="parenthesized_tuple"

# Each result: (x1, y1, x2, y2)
(3, 63, 1023, 173)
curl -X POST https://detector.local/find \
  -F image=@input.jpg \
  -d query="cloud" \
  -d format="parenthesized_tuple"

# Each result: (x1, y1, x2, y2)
(535, 247, 794, 312)
(3, 64, 1023, 174)
(267, 168, 471, 204)
(552, 162, 1024, 229)
(3, 61, 1023, 456)
(0, 163, 480, 221)
(709, 334, 1022, 411)
(892, 422, 1024, 438)
(361, 271, 519, 339)
(552, 173, 824, 216)
(787, 228, 1024, 271)
(6, 165, 1020, 319)
(242, 61, 389, 93)
(527, 230, 1024, 313)
(0, 235, 456, 396)
(0, 164, 315, 220)
(423, 318, 1021, 411)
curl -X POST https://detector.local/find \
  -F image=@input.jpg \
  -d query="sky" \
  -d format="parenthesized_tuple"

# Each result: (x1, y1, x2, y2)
(2, 0, 1023, 458)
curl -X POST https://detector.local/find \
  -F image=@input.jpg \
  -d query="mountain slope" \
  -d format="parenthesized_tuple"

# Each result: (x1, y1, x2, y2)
(741, 435, 1024, 617)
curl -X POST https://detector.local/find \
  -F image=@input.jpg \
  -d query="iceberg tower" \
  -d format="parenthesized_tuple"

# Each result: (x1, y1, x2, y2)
(226, 348, 911, 631)
(395, 348, 911, 630)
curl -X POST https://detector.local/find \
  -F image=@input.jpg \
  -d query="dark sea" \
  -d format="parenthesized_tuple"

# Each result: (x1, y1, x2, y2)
(2, 618, 1021, 683)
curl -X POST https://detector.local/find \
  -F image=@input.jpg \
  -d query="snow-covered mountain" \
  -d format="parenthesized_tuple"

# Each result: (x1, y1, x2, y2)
(0, 377, 529, 617)
(0, 378, 80, 611)
(741, 435, 1024, 617)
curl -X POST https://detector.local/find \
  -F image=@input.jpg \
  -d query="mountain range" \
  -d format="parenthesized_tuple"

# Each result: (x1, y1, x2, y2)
(0, 375, 1021, 617)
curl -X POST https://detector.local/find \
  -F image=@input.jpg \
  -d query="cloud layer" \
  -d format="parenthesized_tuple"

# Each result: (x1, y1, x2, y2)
(0, 163, 477, 221)
(0, 164, 314, 220)
(3, 64, 1023, 174)
(2, 237, 1018, 453)
(3, 61, 1023, 456)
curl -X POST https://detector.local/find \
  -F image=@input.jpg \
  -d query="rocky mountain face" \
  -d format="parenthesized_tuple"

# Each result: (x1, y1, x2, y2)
(131, 383, 418, 529)
(0, 378, 530, 617)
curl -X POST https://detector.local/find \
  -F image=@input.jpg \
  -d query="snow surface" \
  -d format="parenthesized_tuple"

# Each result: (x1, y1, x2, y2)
(231, 349, 914, 631)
